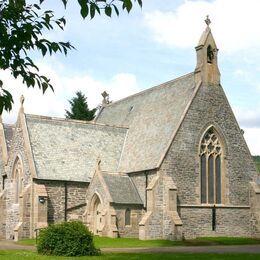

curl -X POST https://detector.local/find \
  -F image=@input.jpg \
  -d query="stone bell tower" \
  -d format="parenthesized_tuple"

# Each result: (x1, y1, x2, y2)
(195, 16, 220, 85)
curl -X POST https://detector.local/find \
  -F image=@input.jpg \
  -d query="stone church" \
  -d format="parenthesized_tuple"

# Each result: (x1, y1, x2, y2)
(0, 20, 259, 241)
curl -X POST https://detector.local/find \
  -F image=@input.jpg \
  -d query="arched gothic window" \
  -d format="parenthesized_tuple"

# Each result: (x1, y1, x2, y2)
(125, 208, 131, 226)
(12, 157, 23, 204)
(200, 127, 222, 204)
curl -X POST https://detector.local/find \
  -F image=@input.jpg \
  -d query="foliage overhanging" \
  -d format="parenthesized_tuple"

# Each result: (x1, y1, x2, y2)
(0, 0, 142, 113)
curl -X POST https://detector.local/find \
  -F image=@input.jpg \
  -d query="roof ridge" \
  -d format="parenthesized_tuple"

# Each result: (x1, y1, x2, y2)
(104, 72, 194, 108)
(24, 113, 129, 130)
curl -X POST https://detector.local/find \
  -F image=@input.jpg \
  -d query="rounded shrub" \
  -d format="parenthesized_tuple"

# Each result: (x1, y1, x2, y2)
(37, 220, 100, 256)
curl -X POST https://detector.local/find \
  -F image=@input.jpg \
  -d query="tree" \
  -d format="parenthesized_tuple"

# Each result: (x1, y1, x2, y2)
(65, 91, 96, 121)
(0, 0, 142, 114)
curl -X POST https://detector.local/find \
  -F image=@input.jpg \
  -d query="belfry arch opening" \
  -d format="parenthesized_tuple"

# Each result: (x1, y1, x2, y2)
(207, 45, 214, 63)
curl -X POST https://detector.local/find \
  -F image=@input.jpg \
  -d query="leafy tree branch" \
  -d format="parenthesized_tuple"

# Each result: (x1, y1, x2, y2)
(0, 0, 142, 113)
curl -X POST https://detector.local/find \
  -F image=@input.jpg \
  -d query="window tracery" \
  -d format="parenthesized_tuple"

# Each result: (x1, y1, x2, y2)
(200, 127, 222, 204)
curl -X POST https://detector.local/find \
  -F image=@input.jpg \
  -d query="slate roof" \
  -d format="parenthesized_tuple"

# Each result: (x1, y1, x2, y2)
(3, 124, 15, 152)
(25, 115, 128, 182)
(102, 172, 143, 204)
(96, 73, 196, 172)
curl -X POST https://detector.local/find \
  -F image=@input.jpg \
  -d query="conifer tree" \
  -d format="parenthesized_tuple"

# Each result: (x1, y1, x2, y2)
(65, 91, 96, 121)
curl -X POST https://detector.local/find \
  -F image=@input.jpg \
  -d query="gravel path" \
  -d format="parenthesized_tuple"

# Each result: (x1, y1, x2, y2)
(0, 240, 35, 251)
(102, 245, 260, 254)
(0, 240, 260, 254)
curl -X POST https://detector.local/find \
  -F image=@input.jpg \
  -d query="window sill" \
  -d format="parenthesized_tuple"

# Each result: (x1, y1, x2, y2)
(178, 204, 250, 209)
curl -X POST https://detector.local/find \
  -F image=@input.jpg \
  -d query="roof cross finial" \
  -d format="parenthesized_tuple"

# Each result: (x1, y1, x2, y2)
(205, 15, 211, 27)
(101, 91, 110, 105)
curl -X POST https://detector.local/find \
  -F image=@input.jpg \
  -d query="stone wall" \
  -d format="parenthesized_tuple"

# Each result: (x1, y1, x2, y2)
(4, 119, 33, 239)
(157, 83, 258, 238)
(0, 155, 4, 192)
(84, 171, 115, 237)
(35, 180, 88, 224)
(129, 170, 157, 207)
(113, 204, 143, 238)
(14, 185, 32, 240)
(139, 175, 182, 240)
(0, 190, 6, 239)
(160, 83, 257, 206)
(249, 182, 260, 238)
(179, 206, 251, 239)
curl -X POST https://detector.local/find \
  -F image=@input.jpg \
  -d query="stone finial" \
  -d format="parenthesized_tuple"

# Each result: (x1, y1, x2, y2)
(19, 95, 25, 114)
(205, 15, 211, 27)
(101, 91, 109, 105)
(95, 156, 101, 172)
(20, 95, 25, 106)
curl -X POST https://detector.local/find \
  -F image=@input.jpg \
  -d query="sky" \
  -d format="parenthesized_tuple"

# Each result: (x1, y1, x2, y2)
(1, 0, 260, 155)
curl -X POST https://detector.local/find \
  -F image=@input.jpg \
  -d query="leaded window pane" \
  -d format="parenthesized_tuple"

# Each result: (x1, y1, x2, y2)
(125, 208, 131, 226)
(215, 155, 221, 204)
(201, 154, 207, 203)
(208, 154, 214, 204)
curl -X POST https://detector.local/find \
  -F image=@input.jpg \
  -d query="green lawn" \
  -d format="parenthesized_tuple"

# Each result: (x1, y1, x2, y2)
(94, 236, 260, 248)
(94, 236, 183, 248)
(0, 251, 260, 260)
(18, 236, 260, 248)
(188, 237, 260, 246)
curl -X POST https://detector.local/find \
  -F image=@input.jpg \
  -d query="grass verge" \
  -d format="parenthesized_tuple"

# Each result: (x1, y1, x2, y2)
(17, 236, 260, 248)
(0, 251, 260, 260)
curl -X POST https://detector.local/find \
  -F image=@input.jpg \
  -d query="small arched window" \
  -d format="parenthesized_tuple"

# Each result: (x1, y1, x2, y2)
(125, 208, 131, 226)
(2, 175, 7, 190)
(200, 127, 223, 204)
(12, 157, 23, 204)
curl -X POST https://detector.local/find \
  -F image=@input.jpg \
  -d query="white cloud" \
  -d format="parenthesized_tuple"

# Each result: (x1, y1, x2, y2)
(234, 69, 249, 78)
(243, 128, 260, 155)
(227, 109, 260, 155)
(256, 84, 260, 93)
(144, 0, 260, 52)
(234, 107, 260, 128)
(1, 61, 140, 124)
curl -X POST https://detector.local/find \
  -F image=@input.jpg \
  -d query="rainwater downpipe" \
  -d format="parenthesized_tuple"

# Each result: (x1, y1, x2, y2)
(145, 171, 148, 211)
(64, 181, 68, 222)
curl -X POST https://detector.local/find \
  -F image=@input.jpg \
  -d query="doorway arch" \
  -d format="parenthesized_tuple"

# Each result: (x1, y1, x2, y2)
(90, 193, 103, 235)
